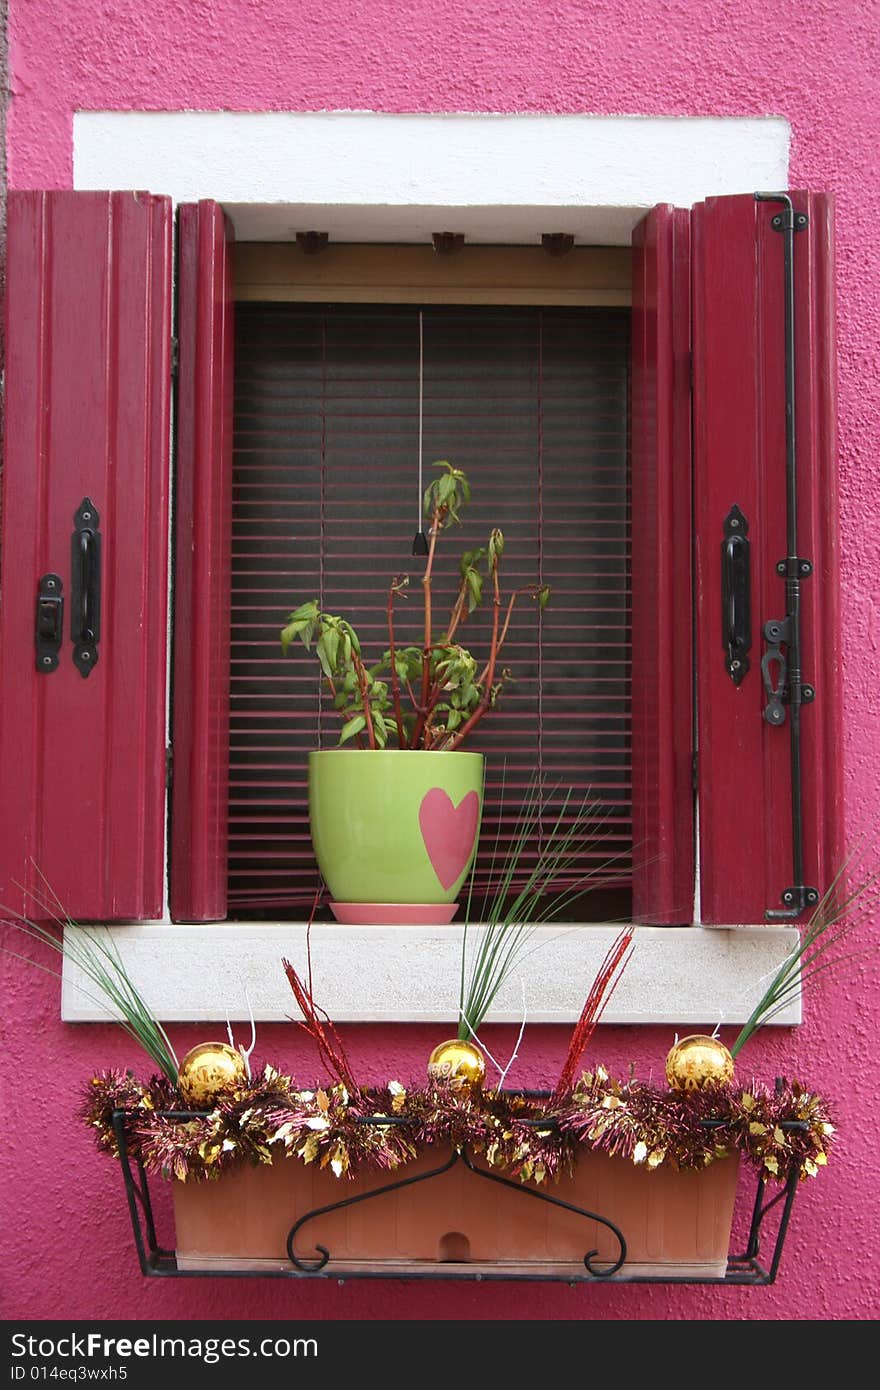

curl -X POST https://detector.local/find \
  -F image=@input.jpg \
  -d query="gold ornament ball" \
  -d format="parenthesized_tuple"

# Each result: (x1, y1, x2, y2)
(177, 1042, 248, 1107)
(427, 1038, 487, 1092)
(665, 1035, 735, 1092)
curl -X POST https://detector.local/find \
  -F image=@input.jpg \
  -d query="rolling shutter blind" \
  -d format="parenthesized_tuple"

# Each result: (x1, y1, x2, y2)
(170, 202, 235, 923)
(693, 191, 841, 924)
(0, 191, 172, 920)
(630, 206, 695, 923)
(228, 304, 632, 915)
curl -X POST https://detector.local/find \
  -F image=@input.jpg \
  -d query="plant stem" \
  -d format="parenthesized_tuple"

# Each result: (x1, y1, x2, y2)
(444, 575, 470, 645)
(386, 582, 408, 747)
(352, 650, 377, 749)
(413, 506, 441, 749)
(475, 587, 535, 687)
(447, 558, 501, 750)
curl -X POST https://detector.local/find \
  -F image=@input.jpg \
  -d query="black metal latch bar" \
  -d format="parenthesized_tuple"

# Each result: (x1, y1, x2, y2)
(755, 192, 818, 919)
(35, 573, 64, 673)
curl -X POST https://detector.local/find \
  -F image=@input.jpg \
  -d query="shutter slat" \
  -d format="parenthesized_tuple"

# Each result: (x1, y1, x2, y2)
(630, 206, 695, 924)
(229, 304, 632, 915)
(169, 203, 235, 923)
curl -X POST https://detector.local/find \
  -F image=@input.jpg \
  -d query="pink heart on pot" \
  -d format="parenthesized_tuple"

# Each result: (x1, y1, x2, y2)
(419, 788, 480, 891)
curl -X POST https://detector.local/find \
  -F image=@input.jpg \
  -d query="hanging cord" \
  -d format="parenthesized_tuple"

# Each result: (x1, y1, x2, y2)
(418, 309, 424, 522)
(412, 310, 429, 556)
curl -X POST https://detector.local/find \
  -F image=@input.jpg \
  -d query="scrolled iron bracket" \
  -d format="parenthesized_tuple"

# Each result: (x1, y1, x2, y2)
(286, 1148, 461, 1273)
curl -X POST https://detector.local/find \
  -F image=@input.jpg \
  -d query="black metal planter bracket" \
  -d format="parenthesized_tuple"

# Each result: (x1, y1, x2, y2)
(109, 1108, 804, 1286)
(286, 1145, 627, 1277)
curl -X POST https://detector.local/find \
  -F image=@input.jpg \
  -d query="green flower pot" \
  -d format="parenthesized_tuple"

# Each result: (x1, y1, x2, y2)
(308, 750, 484, 924)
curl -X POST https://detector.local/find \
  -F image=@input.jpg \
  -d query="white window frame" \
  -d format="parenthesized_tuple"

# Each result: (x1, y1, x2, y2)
(63, 110, 801, 1027)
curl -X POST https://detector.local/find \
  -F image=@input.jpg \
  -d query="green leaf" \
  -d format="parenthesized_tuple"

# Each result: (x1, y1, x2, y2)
(488, 528, 504, 565)
(465, 568, 483, 613)
(338, 714, 366, 744)
(280, 609, 318, 655)
(460, 546, 485, 577)
(323, 625, 340, 670)
(286, 600, 319, 625)
(315, 634, 334, 678)
(438, 473, 455, 503)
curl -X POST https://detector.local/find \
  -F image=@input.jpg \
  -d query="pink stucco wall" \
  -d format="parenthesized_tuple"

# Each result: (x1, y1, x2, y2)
(3, 0, 879, 1322)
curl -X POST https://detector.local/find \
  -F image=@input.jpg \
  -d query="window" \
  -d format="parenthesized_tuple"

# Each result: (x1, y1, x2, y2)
(229, 300, 631, 919)
(0, 190, 841, 937)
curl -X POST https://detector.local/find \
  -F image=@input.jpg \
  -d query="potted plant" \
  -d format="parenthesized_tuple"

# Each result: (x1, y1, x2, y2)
(280, 462, 549, 924)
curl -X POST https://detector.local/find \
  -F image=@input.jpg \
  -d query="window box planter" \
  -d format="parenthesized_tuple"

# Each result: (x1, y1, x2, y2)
(171, 1145, 740, 1280)
(113, 1111, 802, 1285)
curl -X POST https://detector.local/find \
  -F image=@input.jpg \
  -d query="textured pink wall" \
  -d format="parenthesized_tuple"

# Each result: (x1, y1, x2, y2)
(3, 0, 879, 1322)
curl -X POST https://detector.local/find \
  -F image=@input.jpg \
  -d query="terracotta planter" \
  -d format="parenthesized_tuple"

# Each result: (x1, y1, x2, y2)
(173, 1148, 740, 1280)
(308, 749, 484, 923)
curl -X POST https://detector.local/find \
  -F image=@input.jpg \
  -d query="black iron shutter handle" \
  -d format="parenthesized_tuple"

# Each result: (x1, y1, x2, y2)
(78, 528, 96, 642)
(721, 505, 751, 684)
(71, 498, 101, 678)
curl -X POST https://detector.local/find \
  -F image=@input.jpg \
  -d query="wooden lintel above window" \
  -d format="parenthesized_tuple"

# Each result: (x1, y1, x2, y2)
(233, 243, 632, 306)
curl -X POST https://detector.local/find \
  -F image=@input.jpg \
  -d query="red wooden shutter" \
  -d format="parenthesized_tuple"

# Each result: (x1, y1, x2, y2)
(630, 206, 695, 923)
(170, 202, 234, 922)
(0, 191, 172, 921)
(693, 192, 841, 924)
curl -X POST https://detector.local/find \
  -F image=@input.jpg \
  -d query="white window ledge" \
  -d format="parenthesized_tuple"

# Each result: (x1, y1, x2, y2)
(61, 923, 800, 1026)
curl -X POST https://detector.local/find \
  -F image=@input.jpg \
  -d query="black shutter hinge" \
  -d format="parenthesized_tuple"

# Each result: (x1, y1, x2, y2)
(774, 883, 820, 915)
(770, 208, 809, 234)
(170, 336, 179, 378)
(165, 744, 174, 790)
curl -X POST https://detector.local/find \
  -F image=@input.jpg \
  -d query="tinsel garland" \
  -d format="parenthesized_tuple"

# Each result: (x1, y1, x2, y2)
(82, 1064, 835, 1188)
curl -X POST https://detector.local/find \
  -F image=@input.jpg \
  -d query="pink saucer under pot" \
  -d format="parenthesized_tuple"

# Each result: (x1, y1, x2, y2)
(328, 902, 459, 925)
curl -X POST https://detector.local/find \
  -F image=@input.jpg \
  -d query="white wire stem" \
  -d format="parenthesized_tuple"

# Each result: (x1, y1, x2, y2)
(241, 986, 257, 1079)
(225, 986, 258, 1080)
(495, 981, 528, 1092)
(457, 1009, 503, 1075)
